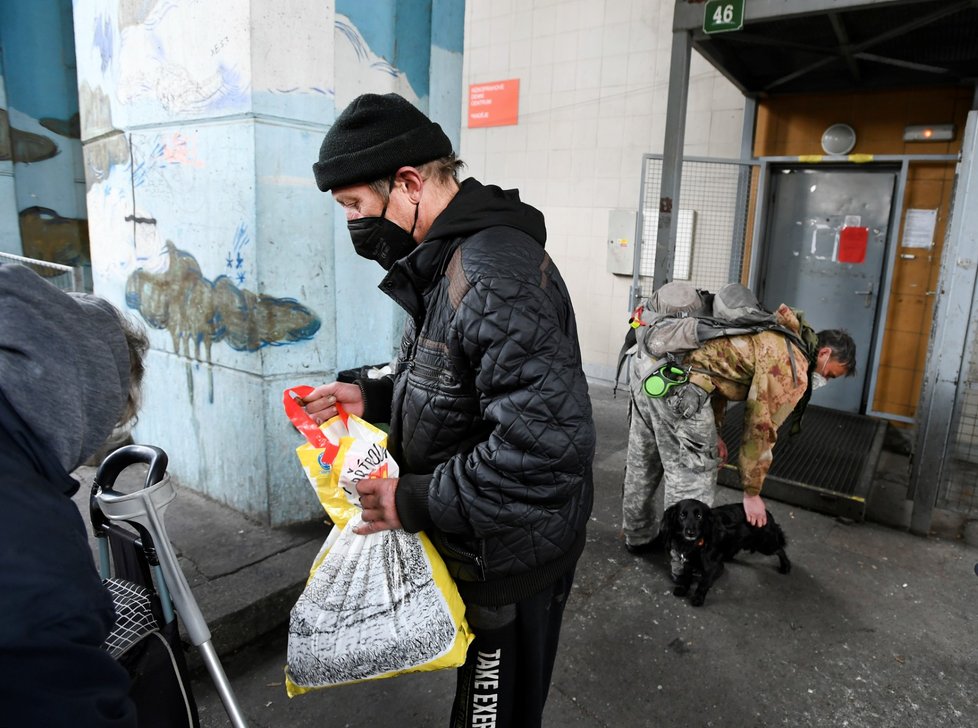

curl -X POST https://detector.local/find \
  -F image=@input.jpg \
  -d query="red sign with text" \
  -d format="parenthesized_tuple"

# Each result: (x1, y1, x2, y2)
(468, 79, 520, 128)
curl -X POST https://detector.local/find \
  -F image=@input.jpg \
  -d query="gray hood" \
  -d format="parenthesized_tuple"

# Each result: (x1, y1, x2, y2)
(0, 264, 131, 472)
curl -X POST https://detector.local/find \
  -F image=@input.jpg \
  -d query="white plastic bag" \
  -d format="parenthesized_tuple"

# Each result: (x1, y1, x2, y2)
(282, 386, 472, 694)
(288, 513, 468, 688)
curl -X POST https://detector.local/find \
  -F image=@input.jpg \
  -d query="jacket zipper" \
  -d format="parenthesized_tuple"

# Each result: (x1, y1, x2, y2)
(409, 360, 456, 386)
(436, 534, 486, 580)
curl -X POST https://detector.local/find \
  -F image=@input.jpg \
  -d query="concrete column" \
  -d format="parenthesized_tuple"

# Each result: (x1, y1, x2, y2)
(71, 0, 463, 526)
(71, 0, 336, 524)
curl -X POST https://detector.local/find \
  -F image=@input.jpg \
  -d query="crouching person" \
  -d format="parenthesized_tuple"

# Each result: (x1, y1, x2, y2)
(621, 297, 855, 585)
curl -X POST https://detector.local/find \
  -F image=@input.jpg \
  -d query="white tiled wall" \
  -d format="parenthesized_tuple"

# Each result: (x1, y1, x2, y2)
(461, 0, 745, 381)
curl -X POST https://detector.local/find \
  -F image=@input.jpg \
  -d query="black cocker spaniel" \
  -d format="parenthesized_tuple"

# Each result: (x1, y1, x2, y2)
(661, 498, 791, 607)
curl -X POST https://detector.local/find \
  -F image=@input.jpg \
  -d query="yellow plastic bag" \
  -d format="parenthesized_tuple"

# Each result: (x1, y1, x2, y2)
(282, 386, 473, 694)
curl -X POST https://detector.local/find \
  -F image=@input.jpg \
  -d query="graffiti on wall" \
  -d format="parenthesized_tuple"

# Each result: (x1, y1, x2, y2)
(81, 119, 325, 367)
(70, 0, 457, 392)
(110, 2, 250, 117)
(333, 13, 421, 109)
(126, 239, 321, 361)
(72, 1, 328, 379)
(225, 221, 249, 286)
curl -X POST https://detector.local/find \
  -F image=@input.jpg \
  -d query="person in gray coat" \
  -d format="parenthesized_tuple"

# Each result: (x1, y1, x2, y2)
(0, 264, 148, 727)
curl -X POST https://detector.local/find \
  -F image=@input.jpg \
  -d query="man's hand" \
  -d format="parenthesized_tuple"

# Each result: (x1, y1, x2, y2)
(743, 493, 768, 527)
(673, 382, 709, 419)
(717, 436, 728, 468)
(301, 382, 364, 424)
(353, 477, 401, 534)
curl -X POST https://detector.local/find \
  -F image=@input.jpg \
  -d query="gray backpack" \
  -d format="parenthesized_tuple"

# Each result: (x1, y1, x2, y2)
(616, 281, 811, 390)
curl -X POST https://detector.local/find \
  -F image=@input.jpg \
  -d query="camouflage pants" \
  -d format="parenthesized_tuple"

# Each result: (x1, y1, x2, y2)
(621, 359, 719, 563)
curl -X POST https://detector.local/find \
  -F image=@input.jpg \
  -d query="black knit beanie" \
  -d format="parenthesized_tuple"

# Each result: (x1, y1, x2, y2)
(313, 93, 453, 192)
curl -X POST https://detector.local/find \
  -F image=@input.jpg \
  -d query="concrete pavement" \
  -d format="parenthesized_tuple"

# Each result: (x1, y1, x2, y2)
(73, 380, 978, 727)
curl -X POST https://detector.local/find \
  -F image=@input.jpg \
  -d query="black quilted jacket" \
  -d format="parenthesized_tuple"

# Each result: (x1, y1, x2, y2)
(359, 178, 595, 606)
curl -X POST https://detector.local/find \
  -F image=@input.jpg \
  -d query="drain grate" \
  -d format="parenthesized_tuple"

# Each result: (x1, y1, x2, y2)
(717, 403, 886, 520)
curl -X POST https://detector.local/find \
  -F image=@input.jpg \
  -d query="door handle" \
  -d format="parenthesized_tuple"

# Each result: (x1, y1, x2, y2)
(853, 282, 874, 307)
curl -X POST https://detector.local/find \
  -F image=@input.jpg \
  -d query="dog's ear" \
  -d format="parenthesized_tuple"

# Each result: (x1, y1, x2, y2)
(661, 503, 679, 539)
(707, 508, 724, 544)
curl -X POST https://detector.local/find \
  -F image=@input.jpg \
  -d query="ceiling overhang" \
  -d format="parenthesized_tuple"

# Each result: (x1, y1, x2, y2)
(673, 0, 978, 97)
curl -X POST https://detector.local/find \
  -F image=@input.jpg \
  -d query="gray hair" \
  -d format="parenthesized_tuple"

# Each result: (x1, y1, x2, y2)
(816, 329, 857, 377)
(367, 153, 466, 204)
(114, 308, 150, 427)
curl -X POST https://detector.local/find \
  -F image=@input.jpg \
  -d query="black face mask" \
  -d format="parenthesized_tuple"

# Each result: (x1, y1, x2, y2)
(347, 194, 420, 271)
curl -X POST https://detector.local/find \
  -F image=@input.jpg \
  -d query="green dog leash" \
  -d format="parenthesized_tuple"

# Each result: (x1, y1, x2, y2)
(643, 364, 689, 397)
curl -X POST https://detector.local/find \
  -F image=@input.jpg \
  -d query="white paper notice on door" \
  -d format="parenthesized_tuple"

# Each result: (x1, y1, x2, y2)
(902, 208, 937, 249)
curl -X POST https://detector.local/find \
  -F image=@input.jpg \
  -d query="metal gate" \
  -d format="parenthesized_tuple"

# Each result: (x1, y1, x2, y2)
(631, 155, 757, 307)
(941, 330, 978, 514)
(928, 227, 978, 517)
(912, 110, 978, 528)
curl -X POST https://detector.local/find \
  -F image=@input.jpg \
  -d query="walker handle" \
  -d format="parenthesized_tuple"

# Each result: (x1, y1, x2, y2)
(90, 445, 168, 536)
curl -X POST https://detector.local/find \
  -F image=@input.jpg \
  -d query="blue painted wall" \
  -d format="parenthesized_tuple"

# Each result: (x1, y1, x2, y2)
(63, 0, 465, 525)
(0, 0, 78, 122)
(338, 0, 432, 102)
(430, 0, 465, 151)
(0, 0, 87, 271)
(331, 0, 464, 375)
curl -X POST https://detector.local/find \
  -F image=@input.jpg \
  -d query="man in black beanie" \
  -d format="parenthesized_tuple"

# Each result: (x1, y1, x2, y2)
(303, 93, 595, 727)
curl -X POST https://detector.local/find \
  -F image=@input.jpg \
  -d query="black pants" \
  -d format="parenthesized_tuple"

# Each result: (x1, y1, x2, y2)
(450, 569, 576, 728)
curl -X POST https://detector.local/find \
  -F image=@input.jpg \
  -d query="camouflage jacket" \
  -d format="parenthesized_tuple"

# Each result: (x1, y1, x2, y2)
(685, 305, 809, 496)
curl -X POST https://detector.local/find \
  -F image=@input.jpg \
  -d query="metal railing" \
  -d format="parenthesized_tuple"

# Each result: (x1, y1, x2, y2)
(0, 251, 85, 291)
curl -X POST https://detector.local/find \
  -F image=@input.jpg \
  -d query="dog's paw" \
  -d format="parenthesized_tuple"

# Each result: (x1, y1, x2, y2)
(673, 585, 690, 597)
(777, 551, 792, 574)
(690, 593, 706, 607)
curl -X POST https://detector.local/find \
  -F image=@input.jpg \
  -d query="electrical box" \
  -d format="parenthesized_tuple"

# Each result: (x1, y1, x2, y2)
(607, 209, 636, 275)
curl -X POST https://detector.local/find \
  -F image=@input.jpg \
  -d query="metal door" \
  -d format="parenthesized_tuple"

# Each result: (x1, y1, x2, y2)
(758, 167, 896, 413)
